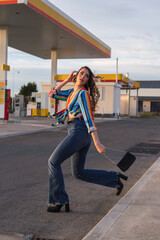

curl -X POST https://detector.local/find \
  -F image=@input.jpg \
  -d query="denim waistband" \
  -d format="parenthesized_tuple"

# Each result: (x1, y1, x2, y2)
(67, 117, 84, 124)
(67, 117, 88, 133)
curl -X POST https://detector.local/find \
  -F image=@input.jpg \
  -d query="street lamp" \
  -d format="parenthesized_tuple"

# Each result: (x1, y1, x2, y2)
(12, 67, 20, 112)
(12, 68, 20, 97)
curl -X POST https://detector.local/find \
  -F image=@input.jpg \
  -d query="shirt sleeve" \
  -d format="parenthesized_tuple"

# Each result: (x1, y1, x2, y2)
(48, 87, 73, 101)
(78, 90, 97, 133)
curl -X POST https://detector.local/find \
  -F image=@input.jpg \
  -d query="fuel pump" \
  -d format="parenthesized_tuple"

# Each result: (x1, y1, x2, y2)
(4, 89, 11, 120)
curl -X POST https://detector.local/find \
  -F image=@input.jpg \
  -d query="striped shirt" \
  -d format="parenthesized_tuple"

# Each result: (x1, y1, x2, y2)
(48, 87, 97, 133)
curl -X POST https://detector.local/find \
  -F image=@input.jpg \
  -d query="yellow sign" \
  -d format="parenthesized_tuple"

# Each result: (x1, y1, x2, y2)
(0, 90, 5, 96)
(2, 64, 10, 71)
(51, 98, 55, 108)
(0, 82, 5, 88)
(36, 93, 41, 98)
(0, 98, 4, 104)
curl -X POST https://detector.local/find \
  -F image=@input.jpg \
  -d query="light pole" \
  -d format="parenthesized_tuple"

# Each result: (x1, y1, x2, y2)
(116, 57, 118, 84)
(12, 68, 20, 112)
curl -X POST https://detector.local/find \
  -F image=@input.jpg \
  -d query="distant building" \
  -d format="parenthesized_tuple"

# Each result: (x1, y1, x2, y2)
(131, 81, 160, 113)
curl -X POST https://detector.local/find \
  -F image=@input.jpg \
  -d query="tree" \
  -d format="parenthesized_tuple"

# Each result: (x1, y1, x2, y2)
(19, 82, 38, 97)
(19, 82, 38, 109)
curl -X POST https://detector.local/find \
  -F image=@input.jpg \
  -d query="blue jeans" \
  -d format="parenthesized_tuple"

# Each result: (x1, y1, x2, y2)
(48, 119, 118, 205)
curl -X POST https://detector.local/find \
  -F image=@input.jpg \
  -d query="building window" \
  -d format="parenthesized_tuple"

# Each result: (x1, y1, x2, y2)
(99, 86, 105, 101)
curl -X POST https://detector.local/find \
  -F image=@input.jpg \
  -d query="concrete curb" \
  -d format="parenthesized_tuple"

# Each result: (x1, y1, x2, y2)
(0, 233, 33, 240)
(83, 156, 160, 240)
(0, 128, 53, 139)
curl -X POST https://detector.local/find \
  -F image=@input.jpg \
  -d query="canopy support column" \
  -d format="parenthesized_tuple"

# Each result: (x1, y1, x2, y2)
(136, 88, 139, 117)
(128, 86, 130, 117)
(50, 50, 57, 115)
(116, 58, 118, 84)
(0, 26, 8, 120)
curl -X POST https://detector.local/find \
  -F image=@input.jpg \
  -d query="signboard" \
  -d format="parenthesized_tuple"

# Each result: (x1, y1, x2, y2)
(0, 1, 18, 5)
(0, 98, 4, 103)
(2, 64, 10, 71)
(0, 81, 5, 104)
(0, 81, 5, 88)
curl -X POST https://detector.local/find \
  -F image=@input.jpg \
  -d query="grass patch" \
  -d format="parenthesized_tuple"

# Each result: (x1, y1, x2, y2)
(138, 112, 160, 118)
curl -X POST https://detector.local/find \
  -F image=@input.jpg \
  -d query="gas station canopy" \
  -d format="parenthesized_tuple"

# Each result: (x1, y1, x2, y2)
(0, 0, 112, 120)
(0, 0, 111, 59)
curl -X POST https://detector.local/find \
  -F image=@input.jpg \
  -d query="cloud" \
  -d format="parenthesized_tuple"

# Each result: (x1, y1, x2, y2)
(8, 54, 51, 70)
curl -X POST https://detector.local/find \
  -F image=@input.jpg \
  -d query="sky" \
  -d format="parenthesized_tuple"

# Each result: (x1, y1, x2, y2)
(7, 0, 160, 95)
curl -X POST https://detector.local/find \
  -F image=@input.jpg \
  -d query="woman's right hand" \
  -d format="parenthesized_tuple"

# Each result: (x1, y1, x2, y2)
(91, 131, 106, 155)
(54, 70, 77, 91)
(66, 71, 77, 83)
(95, 142, 106, 155)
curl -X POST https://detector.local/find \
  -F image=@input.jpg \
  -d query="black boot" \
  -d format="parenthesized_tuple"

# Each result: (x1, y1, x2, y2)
(116, 173, 128, 196)
(47, 203, 70, 212)
(116, 179, 124, 196)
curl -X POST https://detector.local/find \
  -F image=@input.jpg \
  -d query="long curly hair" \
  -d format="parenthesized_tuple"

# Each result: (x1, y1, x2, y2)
(76, 66, 100, 112)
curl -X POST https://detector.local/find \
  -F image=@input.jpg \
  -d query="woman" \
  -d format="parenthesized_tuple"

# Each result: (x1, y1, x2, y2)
(47, 66, 128, 212)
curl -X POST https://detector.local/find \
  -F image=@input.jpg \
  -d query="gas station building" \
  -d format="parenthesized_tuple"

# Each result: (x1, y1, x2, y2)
(40, 73, 139, 118)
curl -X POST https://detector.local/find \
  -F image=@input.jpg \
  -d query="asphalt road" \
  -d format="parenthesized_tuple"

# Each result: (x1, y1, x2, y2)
(0, 118, 160, 240)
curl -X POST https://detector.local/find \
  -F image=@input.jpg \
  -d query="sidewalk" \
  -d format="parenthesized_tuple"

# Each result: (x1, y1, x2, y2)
(83, 156, 160, 240)
(0, 116, 54, 138)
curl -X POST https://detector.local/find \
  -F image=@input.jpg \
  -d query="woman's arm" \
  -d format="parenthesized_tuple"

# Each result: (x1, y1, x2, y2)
(48, 71, 76, 100)
(55, 71, 76, 90)
(78, 90, 106, 155)
(78, 90, 97, 133)
(91, 130, 106, 155)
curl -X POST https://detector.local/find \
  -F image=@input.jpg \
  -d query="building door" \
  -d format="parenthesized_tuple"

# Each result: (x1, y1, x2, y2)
(138, 100, 143, 112)
(37, 102, 41, 116)
(151, 102, 160, 112)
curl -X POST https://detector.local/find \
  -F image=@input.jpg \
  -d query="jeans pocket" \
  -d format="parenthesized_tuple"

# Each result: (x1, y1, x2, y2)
(77, 127, 91, 145)
(67, 124, 78, 135)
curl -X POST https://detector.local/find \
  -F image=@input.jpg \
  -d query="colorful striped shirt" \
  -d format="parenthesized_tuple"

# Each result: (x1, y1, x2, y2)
(48, 87, 97, 133)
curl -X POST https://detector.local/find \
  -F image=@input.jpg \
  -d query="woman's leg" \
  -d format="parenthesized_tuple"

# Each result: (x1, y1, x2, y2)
(71, 143, 118, 188)
(48, 134, 76, 205)
(48, 125, 89, 205)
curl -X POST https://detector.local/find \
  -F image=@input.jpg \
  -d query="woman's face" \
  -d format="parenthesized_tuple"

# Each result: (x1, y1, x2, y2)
(76, 68, 90, 87)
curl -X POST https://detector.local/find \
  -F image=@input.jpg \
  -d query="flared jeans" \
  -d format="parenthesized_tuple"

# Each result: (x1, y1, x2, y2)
(48, 119, 118, 205)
